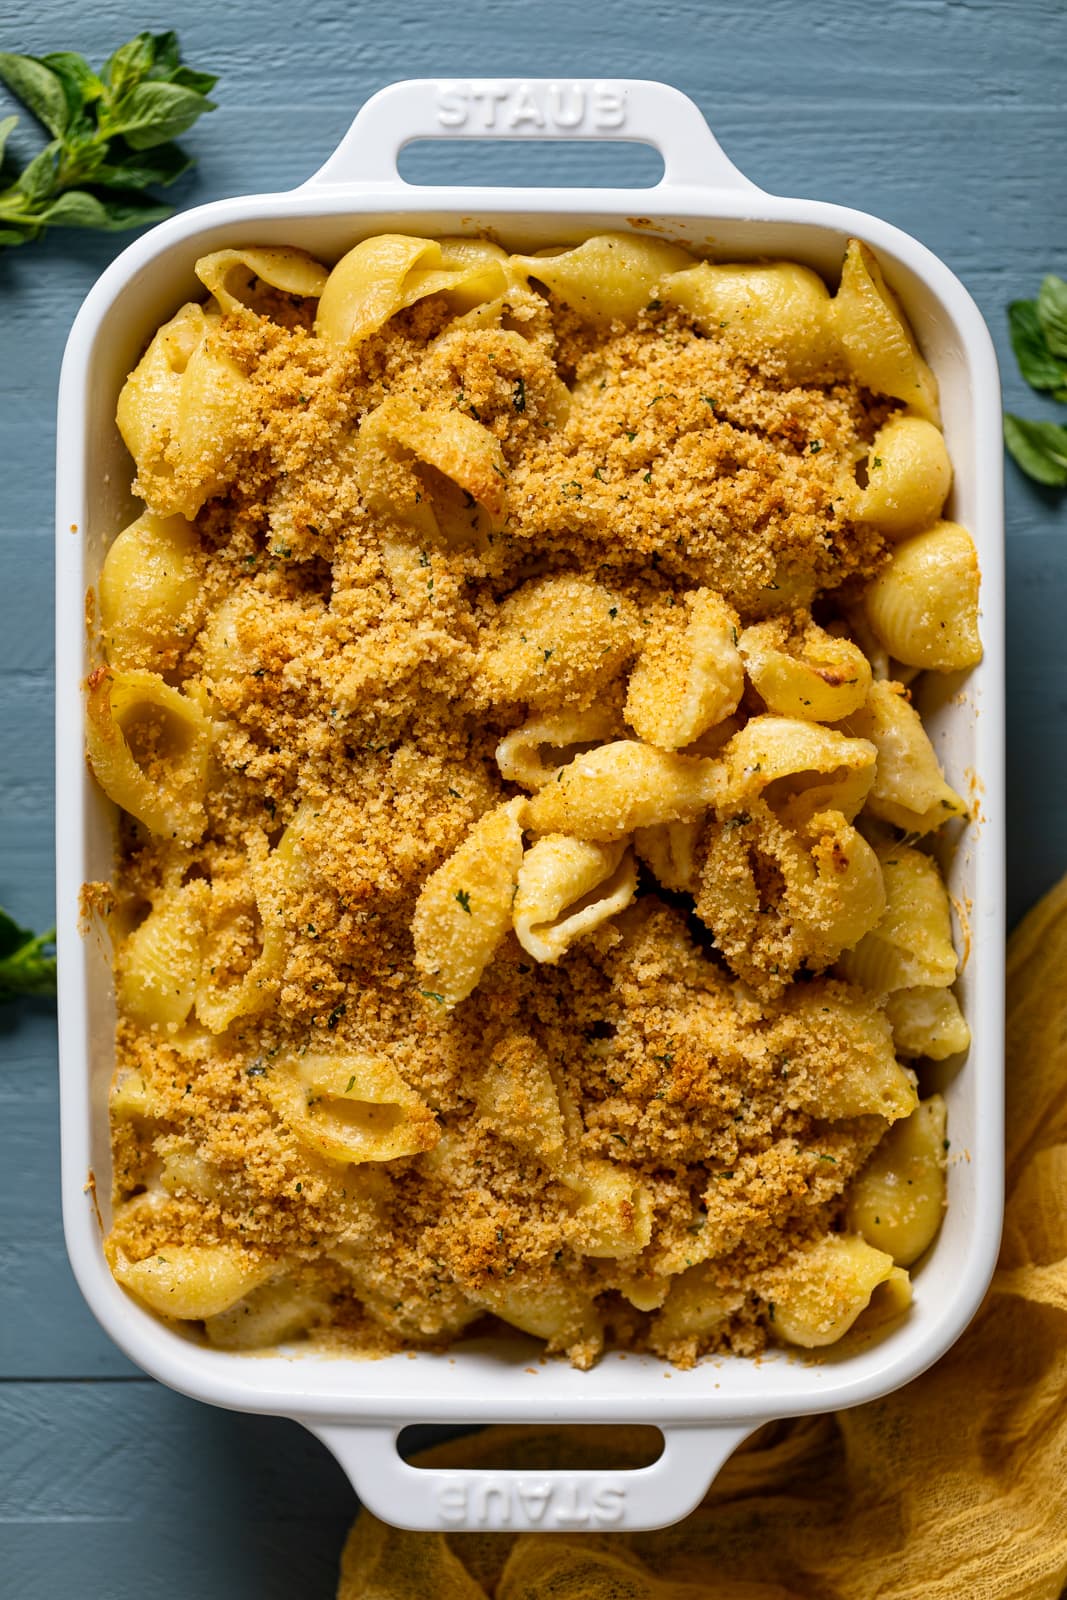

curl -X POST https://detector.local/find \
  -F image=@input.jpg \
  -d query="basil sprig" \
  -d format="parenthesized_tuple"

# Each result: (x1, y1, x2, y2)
(1005, 274, 1067, 488)
(0, 906, 56, 1001)
(0, 31, 216, 248)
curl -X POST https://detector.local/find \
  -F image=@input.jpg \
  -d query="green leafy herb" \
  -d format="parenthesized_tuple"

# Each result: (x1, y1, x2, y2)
(0, 31, 216, 248)
(1037, 274, 1067, 360)
(1008, 300, 1067, 393)
(455, 888, 472, 914)
(1004, 274, 1067, 485)
(1003, 416, 1067, 488)
(0, 906, 56, 1000)
(0, 905, 56, 1001)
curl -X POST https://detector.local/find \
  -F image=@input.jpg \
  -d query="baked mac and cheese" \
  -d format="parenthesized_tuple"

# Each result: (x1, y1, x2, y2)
(87, 233, 979, 1367)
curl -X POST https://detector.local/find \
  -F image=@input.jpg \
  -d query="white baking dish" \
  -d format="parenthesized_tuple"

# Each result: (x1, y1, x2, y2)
(56, 78, 1005, 1533)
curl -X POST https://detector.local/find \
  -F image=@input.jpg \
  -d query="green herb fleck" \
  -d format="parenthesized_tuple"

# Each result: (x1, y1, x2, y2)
(455, 889, 472, 914)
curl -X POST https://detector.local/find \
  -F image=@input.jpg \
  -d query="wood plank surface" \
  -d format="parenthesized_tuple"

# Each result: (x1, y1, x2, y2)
(1, 0, 1064, 1591)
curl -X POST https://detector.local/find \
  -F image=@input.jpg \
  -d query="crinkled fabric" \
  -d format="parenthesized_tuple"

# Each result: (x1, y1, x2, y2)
(337, 875, 1067, 1600)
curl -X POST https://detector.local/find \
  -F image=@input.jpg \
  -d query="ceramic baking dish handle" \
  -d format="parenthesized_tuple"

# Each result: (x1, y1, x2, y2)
(310, 1421, 754, 1532)
(304, 78, 761, 193)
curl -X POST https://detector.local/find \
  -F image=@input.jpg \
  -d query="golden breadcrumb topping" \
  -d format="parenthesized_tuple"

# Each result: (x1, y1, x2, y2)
(104, 260, 908, 1368)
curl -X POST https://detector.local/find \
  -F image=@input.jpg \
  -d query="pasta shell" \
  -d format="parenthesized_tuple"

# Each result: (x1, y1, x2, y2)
(865, 520, 982, 671)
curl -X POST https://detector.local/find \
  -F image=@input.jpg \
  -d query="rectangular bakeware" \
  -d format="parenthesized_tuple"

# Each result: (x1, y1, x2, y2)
(56, 78, 1004, 1532)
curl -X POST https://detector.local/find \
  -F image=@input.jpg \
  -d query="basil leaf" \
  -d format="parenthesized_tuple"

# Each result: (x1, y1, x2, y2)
(37, 189, 114, 229)
(104, 33, 156, 100)
(91, 141, 192, 190)
(0, 113, 18, 168)
(40, 51, 103, 126)
(38, 188, 171, 231)
(149, 31, 182, 77)
(0, 907, 29, 959)
(1004, 415, 1067, 487)
(169, 66, 219, 97)
(106, 80, 215, 150)
(1037, 274, 1067, 360)
(14, 143, 59, 204)
(0, 52, 70, 137)
(145, 35, 216, 93)
(1008, 300, 1067, 392)
(0, 909, 57, 1001)
(0, 907, 57, 996)
(0, 30, 216, 251)
(86, 190, 174, 229)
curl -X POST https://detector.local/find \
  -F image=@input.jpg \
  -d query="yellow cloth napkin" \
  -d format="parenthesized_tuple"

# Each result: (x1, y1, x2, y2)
(337, 874, 1067, 1599)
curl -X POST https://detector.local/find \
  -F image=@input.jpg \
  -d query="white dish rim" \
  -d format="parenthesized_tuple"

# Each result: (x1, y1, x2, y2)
(55, 78, 1005, 1532)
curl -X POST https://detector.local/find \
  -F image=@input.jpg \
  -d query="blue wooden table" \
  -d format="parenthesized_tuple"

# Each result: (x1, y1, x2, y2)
(2, 1, 1065, 1592)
